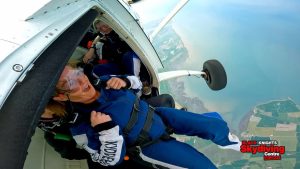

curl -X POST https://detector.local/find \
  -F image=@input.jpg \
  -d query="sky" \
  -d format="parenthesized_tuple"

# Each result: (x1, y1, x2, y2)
(132, 0, 300, 128)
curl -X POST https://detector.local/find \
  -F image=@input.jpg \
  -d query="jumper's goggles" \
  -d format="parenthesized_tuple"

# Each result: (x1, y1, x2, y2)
(57, 69, 85, 93)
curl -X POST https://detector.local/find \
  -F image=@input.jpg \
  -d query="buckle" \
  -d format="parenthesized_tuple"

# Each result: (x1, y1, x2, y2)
(149, 105, 155, 110)
(133, 98, 140, 111)
(68, 113, 78, 124)
(133, 103, 140, 111)
(93, 78, 101, 86)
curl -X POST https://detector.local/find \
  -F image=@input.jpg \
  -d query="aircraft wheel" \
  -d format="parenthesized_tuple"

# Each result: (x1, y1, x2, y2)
(202, 59, 227, 90)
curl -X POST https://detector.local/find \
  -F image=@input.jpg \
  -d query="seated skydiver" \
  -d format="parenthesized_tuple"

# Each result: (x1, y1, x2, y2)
(52, 66, 241, 169)
(39, 72, 173, 169)
(39, 76, 143, 169)
(81, 19, 152, 95)
(82, 19, 140, 77)
(39, 100, 155, 169)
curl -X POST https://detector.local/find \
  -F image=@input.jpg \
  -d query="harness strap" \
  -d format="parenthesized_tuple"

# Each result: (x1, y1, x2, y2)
(124, 100, 174, 168)
(123, 97, 140, 136)
(124, 97, 174, 147)
(134, 105, 155, 145)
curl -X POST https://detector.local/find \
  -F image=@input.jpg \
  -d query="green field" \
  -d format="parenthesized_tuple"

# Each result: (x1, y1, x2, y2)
(225, 99, 300, 168)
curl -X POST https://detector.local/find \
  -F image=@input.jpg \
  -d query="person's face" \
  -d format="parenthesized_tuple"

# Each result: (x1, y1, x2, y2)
(54, 67, 97, 104)
(96, 22, 113, 35)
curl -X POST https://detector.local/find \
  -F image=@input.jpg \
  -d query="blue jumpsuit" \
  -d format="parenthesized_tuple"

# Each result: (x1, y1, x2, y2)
(70, 88, 236, 169)
(92, 51, 140, 77)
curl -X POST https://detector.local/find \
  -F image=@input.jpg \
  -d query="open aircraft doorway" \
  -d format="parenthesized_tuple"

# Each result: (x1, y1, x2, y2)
(0, 0, 228, 169)
(1, 0, 300, 169)
(132, 0, 300, 168)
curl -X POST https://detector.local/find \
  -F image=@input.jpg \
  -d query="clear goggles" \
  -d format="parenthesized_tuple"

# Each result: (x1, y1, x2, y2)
(57, 69, 86, 93)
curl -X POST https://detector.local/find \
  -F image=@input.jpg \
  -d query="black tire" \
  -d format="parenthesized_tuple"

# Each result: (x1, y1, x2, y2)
(202, 59, 227, 90)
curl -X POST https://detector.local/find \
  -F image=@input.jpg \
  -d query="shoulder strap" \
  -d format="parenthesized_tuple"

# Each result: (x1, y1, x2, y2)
(134, 105, 155, 145)
(123, 97, 139, 136)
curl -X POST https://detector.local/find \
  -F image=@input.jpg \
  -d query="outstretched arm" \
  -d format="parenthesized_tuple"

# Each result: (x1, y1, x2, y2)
(82, 48, 96, 63)
(98, 75, 142, 90)
(83, 36, 102, 63)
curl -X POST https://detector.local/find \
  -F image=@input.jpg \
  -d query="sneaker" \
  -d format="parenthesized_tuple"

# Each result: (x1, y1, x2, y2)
(218, 133, 241, 151)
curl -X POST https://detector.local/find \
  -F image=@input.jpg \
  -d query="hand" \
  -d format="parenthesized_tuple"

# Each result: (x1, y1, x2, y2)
(83, 56, 91, 63)
(90, 111, 112, 127)
(83, 50, 95, 63)
(106, 77, 126, 90)
(92, 36, 101, 45)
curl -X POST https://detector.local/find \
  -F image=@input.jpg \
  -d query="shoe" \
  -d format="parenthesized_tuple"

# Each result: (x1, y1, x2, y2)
(142, 86, 152, 95)
(218, 133, 241, 151)
(180, 107, 188, 111)
(142, 81, 152, 95)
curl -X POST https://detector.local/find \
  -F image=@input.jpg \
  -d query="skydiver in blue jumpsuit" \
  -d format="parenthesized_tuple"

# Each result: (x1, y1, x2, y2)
(53, 66, 241, 169)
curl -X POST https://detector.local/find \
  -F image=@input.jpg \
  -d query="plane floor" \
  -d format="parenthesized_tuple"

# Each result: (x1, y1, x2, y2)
(24, 129, 88, 169)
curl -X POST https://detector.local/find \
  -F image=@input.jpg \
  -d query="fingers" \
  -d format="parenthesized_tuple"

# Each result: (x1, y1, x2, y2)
(83, 57, 87, 63)
(91, 110, 97, 117)
(106, 78, 118, 89)
(90, 110, 97, 124)
(106, 77, 126, 89)
(83, 56, 90, 63)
